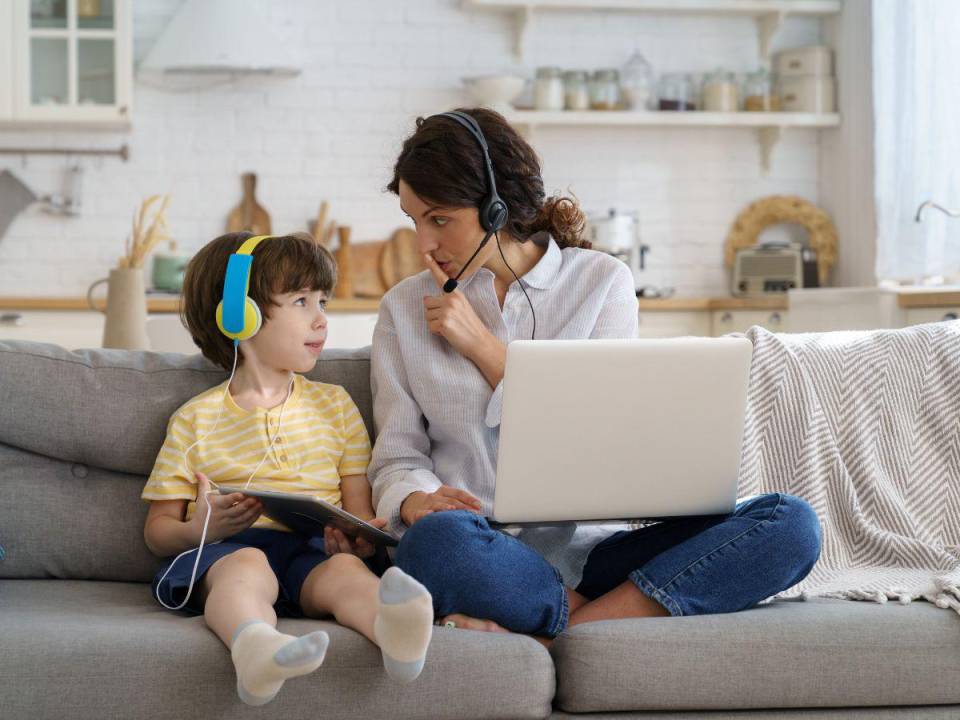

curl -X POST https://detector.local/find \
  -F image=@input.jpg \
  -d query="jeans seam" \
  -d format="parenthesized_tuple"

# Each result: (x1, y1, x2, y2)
(655, 493, 786, 600)
(629, 569, 684, 616)
(548, 566, 569, 637)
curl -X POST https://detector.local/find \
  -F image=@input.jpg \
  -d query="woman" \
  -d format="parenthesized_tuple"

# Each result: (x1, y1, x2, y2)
(367, 108, 821, 638)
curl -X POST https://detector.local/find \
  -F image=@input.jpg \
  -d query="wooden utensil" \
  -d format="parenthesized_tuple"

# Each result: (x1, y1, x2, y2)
(226, 173, 271, 235)
(333, 226, 354, 299)
(380, 228, 423, 289)
(312, 201, 329, 244)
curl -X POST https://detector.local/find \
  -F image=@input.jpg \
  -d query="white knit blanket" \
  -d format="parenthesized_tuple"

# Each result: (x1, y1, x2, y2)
(736, 322, 960, 614)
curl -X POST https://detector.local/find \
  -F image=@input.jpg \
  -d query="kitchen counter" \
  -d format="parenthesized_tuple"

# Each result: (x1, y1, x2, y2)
(2, 291, 958, 314)
(2, 295, 791, 313)
(0, 296, 383, 313)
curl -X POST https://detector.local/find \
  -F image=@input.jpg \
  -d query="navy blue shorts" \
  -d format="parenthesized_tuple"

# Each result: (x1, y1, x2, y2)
(151, 528, 384, 616)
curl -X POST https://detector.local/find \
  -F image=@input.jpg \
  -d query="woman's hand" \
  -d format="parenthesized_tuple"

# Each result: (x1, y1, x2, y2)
(422, 255, 507, 388)
(401, 486, 483, 527)
(189, 472, 263, 543)
(323, 518, 389, 559)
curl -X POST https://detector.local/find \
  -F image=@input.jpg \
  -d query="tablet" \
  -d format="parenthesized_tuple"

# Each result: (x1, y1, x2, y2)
(218, 487, 398, 547)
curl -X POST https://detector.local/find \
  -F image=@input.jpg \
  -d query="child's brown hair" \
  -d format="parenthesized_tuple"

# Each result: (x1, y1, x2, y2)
(180, 231, 336, 370)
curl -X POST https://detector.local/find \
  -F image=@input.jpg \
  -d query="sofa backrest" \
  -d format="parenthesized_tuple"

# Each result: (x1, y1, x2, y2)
(0, 340, 373, 582)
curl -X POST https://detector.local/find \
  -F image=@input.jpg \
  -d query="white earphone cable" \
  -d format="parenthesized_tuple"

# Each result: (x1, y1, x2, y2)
(154, 341, 294, 610)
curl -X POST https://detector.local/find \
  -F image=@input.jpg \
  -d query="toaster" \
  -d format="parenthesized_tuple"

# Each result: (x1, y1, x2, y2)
(733, 244, 818, 296)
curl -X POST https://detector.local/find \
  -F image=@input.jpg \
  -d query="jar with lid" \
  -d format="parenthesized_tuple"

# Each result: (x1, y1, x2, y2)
(657, 73, 696, 111)
(621, 51, 653, 110)
(563, 70, 590, 110)
(589, 69, 621, 110)
(743, 68, 781, 111)
(534, 66, 565, 111)
(702, 68, 739, 112)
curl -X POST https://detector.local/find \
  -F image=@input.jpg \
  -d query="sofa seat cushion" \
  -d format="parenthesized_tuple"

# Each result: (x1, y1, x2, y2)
(2, 579, 554, 720)
(551, 597, 960, 713)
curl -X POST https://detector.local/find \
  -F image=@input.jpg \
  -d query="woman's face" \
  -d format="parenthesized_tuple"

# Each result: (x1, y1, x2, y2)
(399, 179, 497, 282)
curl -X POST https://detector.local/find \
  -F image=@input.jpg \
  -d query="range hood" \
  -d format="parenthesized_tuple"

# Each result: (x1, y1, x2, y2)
(140, 0, 300, 77)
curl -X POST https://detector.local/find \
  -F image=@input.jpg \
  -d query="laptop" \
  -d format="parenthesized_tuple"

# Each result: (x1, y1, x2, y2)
(491, 337, 753, 525)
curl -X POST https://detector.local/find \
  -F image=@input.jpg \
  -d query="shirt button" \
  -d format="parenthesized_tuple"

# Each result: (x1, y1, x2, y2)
(276, 437, 283, 444)
(280, 454, 288, 462)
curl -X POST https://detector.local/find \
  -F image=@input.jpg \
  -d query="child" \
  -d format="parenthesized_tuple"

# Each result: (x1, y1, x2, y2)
(141, 232, 433, 706)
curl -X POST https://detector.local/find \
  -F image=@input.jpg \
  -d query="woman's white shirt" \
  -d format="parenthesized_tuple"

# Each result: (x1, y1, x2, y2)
(369, 236, 639, 587)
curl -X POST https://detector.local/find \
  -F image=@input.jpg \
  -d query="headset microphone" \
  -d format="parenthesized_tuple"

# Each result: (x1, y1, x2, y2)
(442, 229, 494, 293)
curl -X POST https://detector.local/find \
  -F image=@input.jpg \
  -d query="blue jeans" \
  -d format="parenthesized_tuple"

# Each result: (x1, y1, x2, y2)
(395, 493, 821, 637)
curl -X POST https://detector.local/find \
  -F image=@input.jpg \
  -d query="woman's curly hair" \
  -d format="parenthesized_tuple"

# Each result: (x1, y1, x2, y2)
(387, 107, 590, 249)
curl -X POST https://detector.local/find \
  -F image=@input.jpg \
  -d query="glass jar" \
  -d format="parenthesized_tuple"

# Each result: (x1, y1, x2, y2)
(589, 69, 621, 110)
(534, 66, 564, 111)
(620, 51, 653, 110)
(657, 73, 696, 111)
(563, 70, 590, 110)
(743, 68, 781, 111)
(702, 68, 739, 112)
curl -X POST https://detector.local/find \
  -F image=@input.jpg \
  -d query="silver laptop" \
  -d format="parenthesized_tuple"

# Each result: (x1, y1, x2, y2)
(492, 337, 753, 525)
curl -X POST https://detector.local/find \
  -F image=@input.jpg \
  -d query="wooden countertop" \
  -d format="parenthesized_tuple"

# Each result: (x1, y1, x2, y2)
(4, 291, 958, 313)
(0, 296, 383, 313)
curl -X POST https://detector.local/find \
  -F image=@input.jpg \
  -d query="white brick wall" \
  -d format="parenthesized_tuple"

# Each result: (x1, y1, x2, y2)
(0, 0, 824, 297)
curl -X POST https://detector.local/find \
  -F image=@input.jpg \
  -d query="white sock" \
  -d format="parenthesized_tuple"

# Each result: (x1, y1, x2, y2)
(230, 620, 329, 706)
(373, 566, 434, 683)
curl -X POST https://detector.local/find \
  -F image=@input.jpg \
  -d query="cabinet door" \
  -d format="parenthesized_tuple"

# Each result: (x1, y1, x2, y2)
(12, 0, 131, 126)
(0, 2, 12, 119)
(904, 307, 960, 327)
(712, 309, 787, 336)
(637, 311, 711, 337)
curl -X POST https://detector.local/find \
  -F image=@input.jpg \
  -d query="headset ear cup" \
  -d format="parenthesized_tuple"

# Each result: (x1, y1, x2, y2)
(481, 195, 508, 233)
(240, 298, 262, 340)
(489, 198, 508, 232)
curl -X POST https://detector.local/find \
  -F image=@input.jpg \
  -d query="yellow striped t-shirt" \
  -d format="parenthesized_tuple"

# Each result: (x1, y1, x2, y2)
(141, 374, 371, 532)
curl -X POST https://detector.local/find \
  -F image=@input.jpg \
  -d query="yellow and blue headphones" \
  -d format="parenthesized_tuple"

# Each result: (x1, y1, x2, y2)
(215, 234, 272, 343)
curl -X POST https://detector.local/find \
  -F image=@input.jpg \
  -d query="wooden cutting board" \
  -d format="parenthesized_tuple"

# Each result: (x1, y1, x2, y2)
(350, 241, 387, 298)
(226, 173, 271, 235)
(380, 228, 422, 290)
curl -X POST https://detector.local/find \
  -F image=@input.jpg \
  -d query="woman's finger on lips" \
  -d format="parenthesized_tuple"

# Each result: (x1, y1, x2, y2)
(423, 254, 450, 287)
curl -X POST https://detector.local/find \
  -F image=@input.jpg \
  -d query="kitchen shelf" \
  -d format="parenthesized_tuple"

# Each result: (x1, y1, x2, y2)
(505, 110, 839, 172)
(466, 0, 841, 60)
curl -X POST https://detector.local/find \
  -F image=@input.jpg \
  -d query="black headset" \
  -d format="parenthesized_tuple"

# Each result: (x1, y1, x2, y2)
(428, 110, 536, 339)
(431, 111, 508, 293)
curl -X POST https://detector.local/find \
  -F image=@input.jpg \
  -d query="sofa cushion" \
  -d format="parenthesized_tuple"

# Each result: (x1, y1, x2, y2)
(1, 579, 554, 720)
(0, 340, 373, 476)
(551, 597, 960, 713)
(0, 341, 374, 580)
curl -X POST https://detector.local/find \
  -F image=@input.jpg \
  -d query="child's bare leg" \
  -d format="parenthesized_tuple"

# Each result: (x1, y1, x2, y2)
(201, 548, 329, 705)
(201, 548, 278, 644)
(300, 555, 433, 682)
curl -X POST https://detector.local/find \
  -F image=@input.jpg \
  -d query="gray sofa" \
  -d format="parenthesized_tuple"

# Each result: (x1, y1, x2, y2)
(1, 339, 958, 720)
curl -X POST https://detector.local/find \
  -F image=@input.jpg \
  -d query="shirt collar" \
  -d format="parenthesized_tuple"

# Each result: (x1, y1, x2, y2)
(457, 234, 562, 291)
(518, 234, 562, 290)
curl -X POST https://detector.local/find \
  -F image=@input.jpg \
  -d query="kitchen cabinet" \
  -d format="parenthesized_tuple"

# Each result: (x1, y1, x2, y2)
(637, 310, 711, 338)
(711, 309, 786, 336)
(904, 307, 960, 326)
(4, 0, 132, 128)
(0, 310, 381, 352)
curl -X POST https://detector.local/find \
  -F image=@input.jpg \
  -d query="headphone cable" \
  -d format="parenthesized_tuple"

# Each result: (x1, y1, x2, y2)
(496, 231, 536, 341)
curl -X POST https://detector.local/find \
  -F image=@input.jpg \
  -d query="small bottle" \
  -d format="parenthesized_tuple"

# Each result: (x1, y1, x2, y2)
(702, 68, 740, 112)
(589, 69, 621, 110)
(563, 70, 590, 110)
(744, 68, 781, 112)
(534, 66, 565, 111)
(657, 73, 697, 111)
(621, 51, 653, 110)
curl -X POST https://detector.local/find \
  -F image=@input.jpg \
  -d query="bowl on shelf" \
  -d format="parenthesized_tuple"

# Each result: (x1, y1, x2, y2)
(462, 74, 526, 113)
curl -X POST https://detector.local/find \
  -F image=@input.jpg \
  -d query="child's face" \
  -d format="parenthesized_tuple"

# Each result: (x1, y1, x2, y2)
(246, 288, 329, 373)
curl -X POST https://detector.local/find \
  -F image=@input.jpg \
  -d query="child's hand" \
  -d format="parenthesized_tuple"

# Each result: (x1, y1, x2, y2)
(323, 518, 388, 559)
(190, 472, 263, 543)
